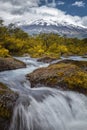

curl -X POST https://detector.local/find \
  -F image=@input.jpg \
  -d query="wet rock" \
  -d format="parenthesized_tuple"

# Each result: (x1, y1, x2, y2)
(0, 57, 26, 72)
(23, 53, 30, 57)
(26, 62, 87, 94)
(82, 55, 87, 58)
(37, 56, 58, 63)
(0, 83, 18, 130)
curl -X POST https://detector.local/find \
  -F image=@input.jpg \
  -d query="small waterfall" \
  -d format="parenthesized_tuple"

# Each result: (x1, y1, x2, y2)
(9, 88, 87, 130)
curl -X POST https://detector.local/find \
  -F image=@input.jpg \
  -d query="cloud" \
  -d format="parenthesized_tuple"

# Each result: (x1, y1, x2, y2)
(2, 0, 40, 6)
(45, 0, 64, 7)
(57, 1, 65, 5)
(0, 0, 87, 28)
(46, 0, 56, 7)
(72, 1, 85, 7)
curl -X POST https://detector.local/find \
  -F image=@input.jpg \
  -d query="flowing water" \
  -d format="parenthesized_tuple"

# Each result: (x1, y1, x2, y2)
(0, 56, 87, 130)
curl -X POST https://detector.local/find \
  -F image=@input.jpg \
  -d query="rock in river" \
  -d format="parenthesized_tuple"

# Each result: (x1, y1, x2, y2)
(0, 83, 18, 130)
(0, 57, 26, 72)
(37, 56, 58, 63)
(27, 61, 87, 94)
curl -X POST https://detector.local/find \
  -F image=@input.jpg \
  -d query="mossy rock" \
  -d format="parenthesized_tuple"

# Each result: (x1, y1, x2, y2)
(0, 83, 8, 90)
(0, 83, 18, 130)
(57, 59, 87, 71)
(0, 57, 26, 72)
(27, 63, 87, 94)
(64, 71, 87, 93)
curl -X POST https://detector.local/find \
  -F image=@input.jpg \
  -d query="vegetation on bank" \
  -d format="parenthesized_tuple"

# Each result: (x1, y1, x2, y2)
(27, 61, 87, 94)
(0, 19, 87, 58)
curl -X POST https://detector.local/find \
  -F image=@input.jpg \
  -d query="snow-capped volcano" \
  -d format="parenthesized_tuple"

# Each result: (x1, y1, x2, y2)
(18, 18, 87, 38)
(17, 17, 86, 28)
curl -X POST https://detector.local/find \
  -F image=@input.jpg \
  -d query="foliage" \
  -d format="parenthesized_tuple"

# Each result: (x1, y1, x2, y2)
(64, 71, 87, 89)
(0, 45, 9, 57)
(0, 19, 87, 58)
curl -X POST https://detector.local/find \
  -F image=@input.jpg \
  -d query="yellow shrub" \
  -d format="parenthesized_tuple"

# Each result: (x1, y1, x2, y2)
(64, 71, 87, 89)
(0, 45, 9, 57)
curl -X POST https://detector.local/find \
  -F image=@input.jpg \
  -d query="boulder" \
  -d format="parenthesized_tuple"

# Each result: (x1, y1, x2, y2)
(37, 56, 58, 63)
(0, 83, 18, 130)
(56, 59, 87, 71)
(0, 57, 26, 72)
(26, 62, 87, 94)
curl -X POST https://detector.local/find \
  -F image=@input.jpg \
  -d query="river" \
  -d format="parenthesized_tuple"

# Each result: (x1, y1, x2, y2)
(0, 56, 87, 130)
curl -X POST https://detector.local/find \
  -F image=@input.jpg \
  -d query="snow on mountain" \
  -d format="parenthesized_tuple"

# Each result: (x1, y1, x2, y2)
(16, 18, 87, 38)
(17, 18, 86, 28)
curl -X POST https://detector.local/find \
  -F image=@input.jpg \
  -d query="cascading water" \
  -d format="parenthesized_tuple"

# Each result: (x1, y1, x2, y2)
(9, 89, 87, 130)
(0, 56, 87, 130)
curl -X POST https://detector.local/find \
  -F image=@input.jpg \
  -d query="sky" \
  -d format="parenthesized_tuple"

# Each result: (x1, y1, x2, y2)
(0, 0, 87, 27)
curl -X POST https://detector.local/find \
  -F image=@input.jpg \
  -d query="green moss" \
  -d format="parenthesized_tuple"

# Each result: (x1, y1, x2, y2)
(64, 71, 87, 89)
(0, 82, 18, 119)
(0, 82, 13, 95)
(28, 62, 87, 94)
(0, 83, 11, 119)
(0, 82, 8, 90)
(59, 60, 87, 70)
(45, 77, 58, 86)
(0, 106, 11, 119)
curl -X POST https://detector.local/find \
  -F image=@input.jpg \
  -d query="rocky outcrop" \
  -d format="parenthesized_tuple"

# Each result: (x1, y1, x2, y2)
(26, 61, 87, 94)
(0, 57, 26, 72)
(0, 83, 18, 130)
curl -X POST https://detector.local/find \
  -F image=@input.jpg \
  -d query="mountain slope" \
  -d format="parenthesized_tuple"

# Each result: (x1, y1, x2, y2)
(19, 19, 87, 38)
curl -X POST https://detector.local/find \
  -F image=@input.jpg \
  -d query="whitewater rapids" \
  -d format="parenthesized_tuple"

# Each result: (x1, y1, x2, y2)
(0, 56, 87, 130)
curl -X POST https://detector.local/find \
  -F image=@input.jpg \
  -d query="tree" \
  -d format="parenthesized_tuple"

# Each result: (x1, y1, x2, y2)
(0, 19, 4, 26)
